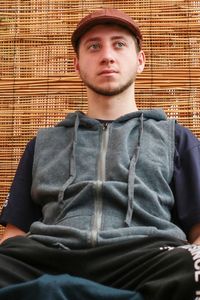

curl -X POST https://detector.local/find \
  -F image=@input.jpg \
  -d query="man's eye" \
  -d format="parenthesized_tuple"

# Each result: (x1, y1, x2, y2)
(115, 42, 125, 48)
(88, 43, 100, 50)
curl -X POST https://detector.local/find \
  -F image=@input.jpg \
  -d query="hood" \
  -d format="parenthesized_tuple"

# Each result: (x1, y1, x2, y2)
(57, 109, 167, 128)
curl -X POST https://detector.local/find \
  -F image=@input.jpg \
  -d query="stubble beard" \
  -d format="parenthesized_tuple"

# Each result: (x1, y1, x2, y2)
(79, 72, 135, 97)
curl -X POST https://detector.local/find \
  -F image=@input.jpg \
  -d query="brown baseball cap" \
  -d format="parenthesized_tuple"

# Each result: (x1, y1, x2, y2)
(71, 8, 143, 52)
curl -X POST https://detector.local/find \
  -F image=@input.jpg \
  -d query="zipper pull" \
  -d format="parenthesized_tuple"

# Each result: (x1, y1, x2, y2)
(102, 122, 108, 130)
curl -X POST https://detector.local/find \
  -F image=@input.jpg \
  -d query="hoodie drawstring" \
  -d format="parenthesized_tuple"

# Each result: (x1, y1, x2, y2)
(125, 113, 144, 226)
(57, 111, 144, 225)
(58, 114, 79, 203)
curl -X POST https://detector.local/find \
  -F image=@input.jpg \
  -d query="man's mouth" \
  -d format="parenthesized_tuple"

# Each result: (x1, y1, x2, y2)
(98, 70, 118, 76)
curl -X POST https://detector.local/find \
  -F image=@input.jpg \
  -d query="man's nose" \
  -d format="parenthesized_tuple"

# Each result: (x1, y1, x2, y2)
(100, 47, 115, 64)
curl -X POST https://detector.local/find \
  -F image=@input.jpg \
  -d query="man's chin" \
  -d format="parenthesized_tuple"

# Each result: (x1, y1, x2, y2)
(87, 83, 131, 97)
(93, 89, 123, 97)
(82, 75, 134, 97)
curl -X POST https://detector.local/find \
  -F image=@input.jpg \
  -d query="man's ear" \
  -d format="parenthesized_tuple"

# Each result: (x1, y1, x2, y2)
(137, 50, 146, 74)
(74, 56, 80, 75)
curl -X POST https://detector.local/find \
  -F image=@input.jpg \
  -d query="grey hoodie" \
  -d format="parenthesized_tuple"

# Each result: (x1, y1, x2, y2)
(29, 109, 186, 249)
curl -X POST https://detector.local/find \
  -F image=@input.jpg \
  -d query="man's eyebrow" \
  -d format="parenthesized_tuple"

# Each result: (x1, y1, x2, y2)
(110, 35, 128, 40)
(83, 37, 101, 46)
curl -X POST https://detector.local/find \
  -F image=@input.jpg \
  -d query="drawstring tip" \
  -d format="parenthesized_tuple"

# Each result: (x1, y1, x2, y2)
(125, 219, 131, 227)
(125, 207, 133, 227)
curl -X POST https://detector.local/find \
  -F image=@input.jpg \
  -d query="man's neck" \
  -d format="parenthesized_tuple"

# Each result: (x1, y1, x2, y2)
(86, 89, 138, 120)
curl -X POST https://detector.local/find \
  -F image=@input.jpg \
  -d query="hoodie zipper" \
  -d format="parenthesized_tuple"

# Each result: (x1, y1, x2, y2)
(91, 122, 109, 247)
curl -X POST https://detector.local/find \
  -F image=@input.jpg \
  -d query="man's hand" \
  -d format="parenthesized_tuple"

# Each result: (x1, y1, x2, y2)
(0, 223, 26, 244)
(188, 223, 200, 245)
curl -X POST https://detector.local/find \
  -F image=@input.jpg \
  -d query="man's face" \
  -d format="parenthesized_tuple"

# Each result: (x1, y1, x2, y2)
(74, 24, 145, 97)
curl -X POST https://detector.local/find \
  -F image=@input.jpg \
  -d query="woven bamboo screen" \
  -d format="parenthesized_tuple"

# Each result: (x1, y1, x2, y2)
(0, 0, 200, 236)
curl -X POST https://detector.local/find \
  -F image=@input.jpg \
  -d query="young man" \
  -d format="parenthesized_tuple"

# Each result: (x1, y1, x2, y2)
(0, 8, 200, 300)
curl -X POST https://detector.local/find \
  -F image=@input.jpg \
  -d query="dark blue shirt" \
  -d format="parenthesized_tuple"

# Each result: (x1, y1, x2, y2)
(0, 123, 200, 237)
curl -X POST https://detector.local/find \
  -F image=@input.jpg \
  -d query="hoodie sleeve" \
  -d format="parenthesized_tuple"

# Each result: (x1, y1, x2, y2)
(0, 137, 42, 232)
(172, 123, 200, 235)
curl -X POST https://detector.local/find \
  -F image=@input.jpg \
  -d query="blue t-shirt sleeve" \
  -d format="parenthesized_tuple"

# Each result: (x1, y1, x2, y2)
(173, 123, 200, 235)
(0, 138, 42, 232)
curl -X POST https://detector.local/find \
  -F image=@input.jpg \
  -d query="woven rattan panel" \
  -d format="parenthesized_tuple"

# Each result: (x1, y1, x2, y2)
(0, 0, 200, 236)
